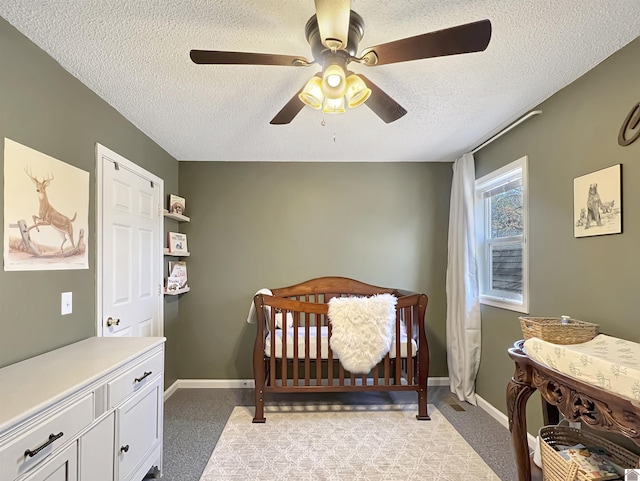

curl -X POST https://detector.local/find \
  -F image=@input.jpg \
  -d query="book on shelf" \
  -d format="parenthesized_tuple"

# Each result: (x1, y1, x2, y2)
(167, 231, 188, 254)
(168, 261, 188, 288)
(165, 276, 183, 292)
(169, 194, 186, 215)
(557, 447, 622, 480)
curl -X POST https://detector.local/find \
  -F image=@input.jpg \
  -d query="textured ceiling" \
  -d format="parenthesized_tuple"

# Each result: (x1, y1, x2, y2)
(1, 1, 639, 161)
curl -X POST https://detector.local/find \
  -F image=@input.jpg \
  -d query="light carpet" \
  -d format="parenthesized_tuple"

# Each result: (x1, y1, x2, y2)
(199, 404, 501, 481)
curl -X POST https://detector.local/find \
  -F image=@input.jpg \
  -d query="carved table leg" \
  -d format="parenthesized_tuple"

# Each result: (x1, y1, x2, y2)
(507, 367, 537, 481)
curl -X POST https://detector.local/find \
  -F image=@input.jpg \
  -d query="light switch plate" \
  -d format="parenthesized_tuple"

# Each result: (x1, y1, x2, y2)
(61, 292, 72, 315)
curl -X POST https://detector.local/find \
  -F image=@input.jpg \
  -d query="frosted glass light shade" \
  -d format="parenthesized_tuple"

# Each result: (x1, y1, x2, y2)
(321, 64, 347, 99)
(298, 77, 324, 110)
(345, 74, 372, 108)
(322, 96, 345, 114)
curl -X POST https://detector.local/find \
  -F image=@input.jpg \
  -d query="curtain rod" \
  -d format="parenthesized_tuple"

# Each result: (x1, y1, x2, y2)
(471, 110, 542, 154)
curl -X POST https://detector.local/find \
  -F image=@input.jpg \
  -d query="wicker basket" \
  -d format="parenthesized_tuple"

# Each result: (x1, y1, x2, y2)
(519, 317, 599, 344)
(539, 425, 638, 481)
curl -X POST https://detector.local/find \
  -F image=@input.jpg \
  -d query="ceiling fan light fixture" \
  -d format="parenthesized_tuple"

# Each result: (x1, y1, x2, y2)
(298, 76, 324, 110)
(322, 96, 346, 114)
(345, 74, 371, 108)
(321, 63, 347, 99)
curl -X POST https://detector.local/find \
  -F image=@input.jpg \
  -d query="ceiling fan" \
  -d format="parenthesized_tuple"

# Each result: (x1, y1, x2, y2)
(190, 0, 491, 125)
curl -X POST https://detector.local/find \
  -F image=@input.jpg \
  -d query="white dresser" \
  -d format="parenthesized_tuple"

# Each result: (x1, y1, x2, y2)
(0, 337, 165, 481)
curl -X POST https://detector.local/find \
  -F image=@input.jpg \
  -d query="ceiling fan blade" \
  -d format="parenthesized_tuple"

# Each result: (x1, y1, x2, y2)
(190, 50, 312, 67)
(360, 19, 491, 66)
(270, 90, 305, 125)
(358, 74, 407, 124)
(314, 0, 351, 50)
(270, 73, 323, 125)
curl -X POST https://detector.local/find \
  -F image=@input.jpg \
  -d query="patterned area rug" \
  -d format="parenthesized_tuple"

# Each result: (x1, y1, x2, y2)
(199, 404, 501, 480)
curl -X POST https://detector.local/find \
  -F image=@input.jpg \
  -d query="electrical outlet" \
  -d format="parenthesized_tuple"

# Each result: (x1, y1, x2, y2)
(61, 292, 72, 315)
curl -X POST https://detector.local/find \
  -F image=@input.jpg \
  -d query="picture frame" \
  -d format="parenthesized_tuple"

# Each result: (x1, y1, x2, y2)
(169, 194, 185, 215)
(573, 164, 622, 238)
(167, 231, 188, 254)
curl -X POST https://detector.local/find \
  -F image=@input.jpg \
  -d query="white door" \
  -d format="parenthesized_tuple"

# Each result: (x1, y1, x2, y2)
(96, 144, 163, 337)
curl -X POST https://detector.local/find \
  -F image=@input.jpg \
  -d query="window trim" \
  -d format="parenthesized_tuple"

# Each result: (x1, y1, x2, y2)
(476, 156, 529, 313)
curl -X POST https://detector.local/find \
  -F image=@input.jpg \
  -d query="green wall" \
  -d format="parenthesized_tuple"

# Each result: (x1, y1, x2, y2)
(474, 37, 640, 434)
(0, 17, 181, 386)
(177, 161, 452, 379)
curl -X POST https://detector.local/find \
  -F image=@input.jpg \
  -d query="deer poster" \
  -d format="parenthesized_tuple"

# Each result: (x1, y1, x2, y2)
(4, 138, 89, 270)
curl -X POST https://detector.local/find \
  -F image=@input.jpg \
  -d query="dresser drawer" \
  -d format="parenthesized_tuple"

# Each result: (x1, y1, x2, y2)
(0, 393, 92, 481)
(107, 351, 163, 409)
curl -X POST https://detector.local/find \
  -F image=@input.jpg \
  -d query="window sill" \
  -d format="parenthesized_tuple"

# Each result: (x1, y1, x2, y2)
(480, 295, 529, 314)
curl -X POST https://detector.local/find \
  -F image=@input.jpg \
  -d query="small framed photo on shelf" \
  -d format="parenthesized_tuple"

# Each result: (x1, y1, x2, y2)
(167, 231, 188, 254)
(573, 164, 622, 238)
(169, 194, 186, 215)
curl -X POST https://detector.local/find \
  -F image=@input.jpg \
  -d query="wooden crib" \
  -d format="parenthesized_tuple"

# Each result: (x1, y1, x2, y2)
(252, 276, 430, 422)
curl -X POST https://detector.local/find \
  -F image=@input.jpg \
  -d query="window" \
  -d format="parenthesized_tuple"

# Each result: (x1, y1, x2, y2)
(475, 156, 529, 313)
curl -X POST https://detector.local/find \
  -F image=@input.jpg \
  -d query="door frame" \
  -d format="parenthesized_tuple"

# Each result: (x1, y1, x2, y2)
(95, 142, 164, 337)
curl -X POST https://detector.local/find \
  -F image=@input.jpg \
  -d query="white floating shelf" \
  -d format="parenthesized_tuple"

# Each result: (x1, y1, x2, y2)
(163, 248, 190, 256)
(163, 210, 190, 222)
(164, 286, 190, 296)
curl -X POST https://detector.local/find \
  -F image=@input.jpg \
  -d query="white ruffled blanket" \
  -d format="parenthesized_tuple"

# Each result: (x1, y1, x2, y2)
(327, 294, 397, 374)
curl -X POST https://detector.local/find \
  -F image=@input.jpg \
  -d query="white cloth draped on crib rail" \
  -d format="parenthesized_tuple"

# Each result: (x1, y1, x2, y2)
(246, 288, 293, 329)
(246, 288, 272, 324)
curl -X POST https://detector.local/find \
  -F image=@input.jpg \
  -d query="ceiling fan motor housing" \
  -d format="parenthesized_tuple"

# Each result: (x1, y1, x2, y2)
(305, 10, 365, 61)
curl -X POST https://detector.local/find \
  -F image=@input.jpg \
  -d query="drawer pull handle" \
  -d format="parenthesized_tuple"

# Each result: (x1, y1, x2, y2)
(24, 432, 64, 458)
(135, 371, 152, 383)
(120, 444, 130, 453)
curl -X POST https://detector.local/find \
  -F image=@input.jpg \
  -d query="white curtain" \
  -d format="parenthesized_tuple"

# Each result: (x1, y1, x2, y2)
(446, 152, 481, 405)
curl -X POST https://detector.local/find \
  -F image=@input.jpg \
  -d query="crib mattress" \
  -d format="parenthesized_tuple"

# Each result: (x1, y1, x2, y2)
(265, 326, 417, 360)
(524, 334, 640, 402)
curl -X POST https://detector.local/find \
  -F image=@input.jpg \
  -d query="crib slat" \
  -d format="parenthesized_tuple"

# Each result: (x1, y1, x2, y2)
(304, 313, 310, 386)
(373, 364, 379, 385)
(315, 313, 322, 386)
(270, 308, 277, 388)
(281, 309, 288, 385)
(327, 319, 333, 386)
(339, 362, 345, 386)
(395, 311, 402, 385)
(384, 355, 390, 385)
(406, 306, 413, 383)
(293, 311, 299, 386)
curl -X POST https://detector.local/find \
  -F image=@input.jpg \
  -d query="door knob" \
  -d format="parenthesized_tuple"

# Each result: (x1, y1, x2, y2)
(106, 317, 121, 327)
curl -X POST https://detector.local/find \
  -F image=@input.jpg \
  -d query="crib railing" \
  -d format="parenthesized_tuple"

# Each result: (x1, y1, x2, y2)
(252, 281, 429, 423)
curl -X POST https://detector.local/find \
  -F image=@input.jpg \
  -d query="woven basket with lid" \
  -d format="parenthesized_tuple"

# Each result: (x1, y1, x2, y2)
(519, 317, 599, 344)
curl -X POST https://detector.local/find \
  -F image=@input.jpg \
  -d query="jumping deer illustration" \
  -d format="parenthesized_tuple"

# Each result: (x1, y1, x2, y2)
(25, 167, 77, 252)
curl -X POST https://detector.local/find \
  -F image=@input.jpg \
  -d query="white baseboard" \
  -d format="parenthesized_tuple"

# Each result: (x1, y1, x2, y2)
(428, 376, 449, 386)
(164, 376, 450, 398)
(476, 394, 536, 450)
(178, 379, 255, 389)
(164, 379, 180, 401)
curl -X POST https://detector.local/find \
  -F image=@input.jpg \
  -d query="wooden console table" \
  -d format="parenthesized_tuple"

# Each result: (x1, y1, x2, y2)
(506, 340, 640, 481)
